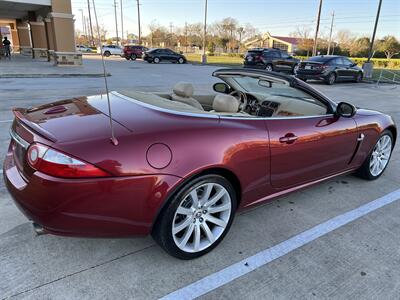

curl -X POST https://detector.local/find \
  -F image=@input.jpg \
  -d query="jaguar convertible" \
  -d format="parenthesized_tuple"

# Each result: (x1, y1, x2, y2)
(3, 69, 396, 259)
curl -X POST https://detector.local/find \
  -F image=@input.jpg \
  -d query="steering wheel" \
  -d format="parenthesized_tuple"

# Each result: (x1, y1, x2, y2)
(230, 90, 248, 112)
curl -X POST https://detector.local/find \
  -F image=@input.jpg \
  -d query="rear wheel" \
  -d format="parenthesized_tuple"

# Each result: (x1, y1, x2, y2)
(153, 175, 237, 259)
(153, 57, 161, 64)
(265, 64, 273, 72)
(130, 54, 137, 61)
(104, 51, 111, 57)
(326, 72, 336, 85)
(356, 130, 393, 180)
(292, 64, 299, 75)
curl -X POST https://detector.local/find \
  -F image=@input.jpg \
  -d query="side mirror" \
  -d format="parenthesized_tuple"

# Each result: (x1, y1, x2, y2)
(351, 63, 357, 67)
(336, 102, 356, 118)
(213, 82, 230, 94)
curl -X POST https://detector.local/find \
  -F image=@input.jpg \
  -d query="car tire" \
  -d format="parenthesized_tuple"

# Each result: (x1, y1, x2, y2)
(152, 174, 237, 260)
(265, 64, 273, 72)
(153, 57, 161, 64)
(178, 57, 185, 64)
(355, 130, 394, 180)
(104, 51, 111, 57)
(130, 54, 137, 61)
(292, 64, 299, 75)
(355, 72, 363, 83)
(125, 56, 130, 61)
(326, 72, 336, 85)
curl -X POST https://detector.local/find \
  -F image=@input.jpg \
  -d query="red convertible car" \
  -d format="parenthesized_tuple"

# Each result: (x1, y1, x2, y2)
(3, 69, 396, 259)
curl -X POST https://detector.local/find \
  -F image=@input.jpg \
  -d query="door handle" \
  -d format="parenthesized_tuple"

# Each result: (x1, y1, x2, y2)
(279, 134, 298, 144)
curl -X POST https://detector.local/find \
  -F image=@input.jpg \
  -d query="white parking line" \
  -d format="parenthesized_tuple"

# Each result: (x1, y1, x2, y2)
(161, 188, 400, 300)
(0, 120, 13, 123)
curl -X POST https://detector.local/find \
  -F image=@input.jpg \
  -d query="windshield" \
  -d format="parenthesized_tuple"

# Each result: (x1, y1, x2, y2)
(222, 75, 327, 109)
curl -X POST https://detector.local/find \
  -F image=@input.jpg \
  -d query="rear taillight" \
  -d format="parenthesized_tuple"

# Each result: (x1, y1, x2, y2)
(27, 143, 110, 178)
(255, 55, 262, 61)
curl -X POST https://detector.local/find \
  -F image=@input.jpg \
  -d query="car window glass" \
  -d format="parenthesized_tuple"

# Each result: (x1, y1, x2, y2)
(270, 51, 281, 58)
(336, 57, 344, 65)
(343, 58, 353, 66)
(280, 52, 289, 58)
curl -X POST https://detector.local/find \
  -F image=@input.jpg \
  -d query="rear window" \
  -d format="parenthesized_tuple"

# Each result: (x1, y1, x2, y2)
(307, 56, 331, 63)
(247, 50, 263, 55)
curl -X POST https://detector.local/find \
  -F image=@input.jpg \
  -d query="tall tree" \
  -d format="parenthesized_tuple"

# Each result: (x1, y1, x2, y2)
(377, 36, 400, 59)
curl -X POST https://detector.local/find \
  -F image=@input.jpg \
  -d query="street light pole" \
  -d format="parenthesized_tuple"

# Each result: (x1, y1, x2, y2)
(137, 0, 141, 45)
(113, 0, 119, 45)
(367, 0, 382, 62)
(120, 0, 124, 45)
(87, 0, 95, 47)
(312, 0, 323, 56)
(327, 11, 335, 55)
(202, 0, 208, 64)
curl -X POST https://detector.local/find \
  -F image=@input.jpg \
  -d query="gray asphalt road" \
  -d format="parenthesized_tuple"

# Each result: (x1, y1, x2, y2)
(0, 57, 399, 299)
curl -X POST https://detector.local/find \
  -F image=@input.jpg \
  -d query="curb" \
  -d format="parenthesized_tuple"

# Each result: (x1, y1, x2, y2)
(0, 73, 111, 78)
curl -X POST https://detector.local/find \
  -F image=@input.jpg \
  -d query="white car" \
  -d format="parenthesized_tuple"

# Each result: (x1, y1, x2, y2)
(76, 45, 93, 53)
(97, 45, 123, 57)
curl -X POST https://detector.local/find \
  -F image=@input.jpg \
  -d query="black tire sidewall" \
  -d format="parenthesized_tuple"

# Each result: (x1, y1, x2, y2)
(104, 51, 111, 57)
(356, 130, 394, 180)
(153, 174, 237, 260)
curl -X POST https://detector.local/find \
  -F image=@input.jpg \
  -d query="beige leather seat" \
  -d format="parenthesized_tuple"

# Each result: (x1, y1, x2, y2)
(171, 82, 204, 111)
(212, 94, 240, 113)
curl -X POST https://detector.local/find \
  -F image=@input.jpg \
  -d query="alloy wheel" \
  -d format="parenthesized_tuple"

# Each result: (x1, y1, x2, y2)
(328, 73, 336, 85)
(369, 135, 392, 176)
(172, 183, 232, 253)
(265, 65, 273, 72)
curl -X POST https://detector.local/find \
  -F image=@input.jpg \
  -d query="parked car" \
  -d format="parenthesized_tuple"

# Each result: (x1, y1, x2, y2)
(244, 48, 300, 74)
(4, 69, 396, 259)
(143, 48, 186, 64)
(76, 45, 92, 53)
(97, 45, 123, 57)
(296, 55, 364, 85)
(123, 45, 149, 60)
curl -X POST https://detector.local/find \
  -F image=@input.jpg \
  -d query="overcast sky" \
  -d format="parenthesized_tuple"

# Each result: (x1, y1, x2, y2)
(71, 0, 400, 39)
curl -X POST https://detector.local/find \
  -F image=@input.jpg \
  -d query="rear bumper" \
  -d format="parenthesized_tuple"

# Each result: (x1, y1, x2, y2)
(296, 71, 328, 80)
(3, 150, 181, 237)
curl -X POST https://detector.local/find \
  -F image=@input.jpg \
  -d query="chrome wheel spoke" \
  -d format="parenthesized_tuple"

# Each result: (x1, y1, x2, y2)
(179, 223, 194, 248)
(206, 214, 227, 228)
(204, 188, 226, 208)
(193, 224, 201, 251)
(173, 217, 192, 235)
(190, 190, 199, 208)
(208, 203, 231, 214)
(176, 206, 193, 216)
(201, 222, 215, 243)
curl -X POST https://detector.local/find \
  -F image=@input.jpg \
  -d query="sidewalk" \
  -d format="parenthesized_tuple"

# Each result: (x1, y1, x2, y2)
(0, 54, 108, 78)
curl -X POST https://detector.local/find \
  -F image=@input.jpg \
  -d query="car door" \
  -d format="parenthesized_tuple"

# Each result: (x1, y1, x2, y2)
(279, 52, 294, 71)
(342, 58, 358, 79)
(265, 85, 359, 189)
(270, 51, 283, 70)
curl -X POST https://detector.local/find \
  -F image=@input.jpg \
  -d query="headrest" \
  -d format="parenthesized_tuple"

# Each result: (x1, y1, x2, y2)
(213, 94, 239, 113)
(173, 82, 194, 98)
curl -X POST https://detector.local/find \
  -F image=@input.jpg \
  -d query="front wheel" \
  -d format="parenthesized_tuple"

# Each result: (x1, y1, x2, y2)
(356, 130, 394, 180)
(103, 51, 111, 57)
(265, 64, 273, 72)
(130, 54, 137, 60)
(153, 175, 237, 259)
(355, 72, 363, 83)
(153, 57, 160, 64)
(178, 57, 185, 64)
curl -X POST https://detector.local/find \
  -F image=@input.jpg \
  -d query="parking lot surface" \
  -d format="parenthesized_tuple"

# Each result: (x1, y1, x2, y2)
(1, 57, 399, 299)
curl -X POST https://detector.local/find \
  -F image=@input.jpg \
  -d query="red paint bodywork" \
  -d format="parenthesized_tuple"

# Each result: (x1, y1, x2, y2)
(3, 81, 397, 237)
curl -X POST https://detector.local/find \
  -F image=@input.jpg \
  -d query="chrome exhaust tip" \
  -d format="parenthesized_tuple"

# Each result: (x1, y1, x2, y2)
(32, 222, 47, 236)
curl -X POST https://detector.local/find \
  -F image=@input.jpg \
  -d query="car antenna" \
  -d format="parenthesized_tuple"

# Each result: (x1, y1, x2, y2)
(92, 0, 118, 146)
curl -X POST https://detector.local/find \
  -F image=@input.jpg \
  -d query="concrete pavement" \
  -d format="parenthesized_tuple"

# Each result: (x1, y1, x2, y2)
(0, 57, 399, 299)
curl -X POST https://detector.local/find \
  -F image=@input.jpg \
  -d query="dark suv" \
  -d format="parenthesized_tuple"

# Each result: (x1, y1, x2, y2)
(143, 48, 186, 64)
(243, 48, 300, 74)
(296, 55, 363, 85)
(123, 45, 148, 60)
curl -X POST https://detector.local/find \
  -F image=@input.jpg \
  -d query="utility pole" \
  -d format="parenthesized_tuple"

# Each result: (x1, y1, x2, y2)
(312, 0, 323, 56)
(169, 22, 173, 34)
(79, 9, 86, 44)
(137, 0, 141, 45)
(120, 0, 124, 45)
(87, 0, 95, 47)
(327, 11, 335, 55)
(367, 0, 382, 62)
(113, 0, 119, 45)
(202, 0, 208, 64)
(185, 21, 188, 53)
